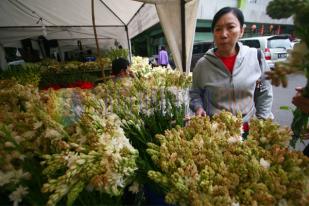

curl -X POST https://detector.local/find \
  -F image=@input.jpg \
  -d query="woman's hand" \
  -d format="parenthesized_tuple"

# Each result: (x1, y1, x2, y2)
(127, 69, 136, 78)
(195, 107, 206, 117)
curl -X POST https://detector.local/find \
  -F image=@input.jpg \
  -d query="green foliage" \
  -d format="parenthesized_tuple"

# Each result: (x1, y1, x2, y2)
(266, 0, 307, 19)
(0, 63, 42, 86)
(106, 48, 128, 61)
(121, 89, 186, 177)
(279, 105, 291, 111)
(267, 0, 309, 146)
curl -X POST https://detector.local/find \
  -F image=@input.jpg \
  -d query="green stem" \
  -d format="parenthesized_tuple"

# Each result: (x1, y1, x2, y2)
(291, 74, 309, 148)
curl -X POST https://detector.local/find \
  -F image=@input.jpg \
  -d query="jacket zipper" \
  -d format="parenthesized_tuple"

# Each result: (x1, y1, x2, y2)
(230, 74, 236, 114)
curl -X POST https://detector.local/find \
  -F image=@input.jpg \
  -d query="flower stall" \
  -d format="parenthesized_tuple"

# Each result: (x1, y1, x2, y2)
(1, 54, 309, 205)
(1, 0, 309, 205)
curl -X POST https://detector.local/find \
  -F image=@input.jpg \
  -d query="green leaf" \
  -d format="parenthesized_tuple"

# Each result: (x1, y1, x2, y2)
(279, 106, 291, 111)
(66, 181, 85, 206)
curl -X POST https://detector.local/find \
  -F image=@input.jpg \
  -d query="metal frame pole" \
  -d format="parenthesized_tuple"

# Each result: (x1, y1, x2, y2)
(181, 0, 186, 72)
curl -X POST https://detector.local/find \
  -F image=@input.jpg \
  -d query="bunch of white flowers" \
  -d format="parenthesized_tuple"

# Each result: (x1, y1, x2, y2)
(130, 56, 152, 76)
(0, 81, 138, 206)
(40, 88, 138, 206)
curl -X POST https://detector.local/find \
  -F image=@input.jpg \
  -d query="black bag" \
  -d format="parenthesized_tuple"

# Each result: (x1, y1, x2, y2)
(256, 49, 263, 90)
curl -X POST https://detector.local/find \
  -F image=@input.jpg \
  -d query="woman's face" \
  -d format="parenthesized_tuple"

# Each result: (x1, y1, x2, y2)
(213, 12, 244, 56)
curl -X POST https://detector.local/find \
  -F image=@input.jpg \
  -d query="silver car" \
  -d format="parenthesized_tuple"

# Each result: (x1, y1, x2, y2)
(191, 41, 214, 71)
(240, 35, 292, 69)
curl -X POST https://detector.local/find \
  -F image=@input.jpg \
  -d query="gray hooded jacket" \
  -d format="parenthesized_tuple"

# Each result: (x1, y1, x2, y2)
(189, 42, 273, 122)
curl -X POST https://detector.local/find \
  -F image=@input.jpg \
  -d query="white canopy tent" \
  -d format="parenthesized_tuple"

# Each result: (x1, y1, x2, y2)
(0, 0, 199, 73)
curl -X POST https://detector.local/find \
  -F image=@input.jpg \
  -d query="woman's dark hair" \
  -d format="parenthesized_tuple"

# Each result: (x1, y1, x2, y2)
(161, 46, 165, 50)
(112, 57, 129, 75)
(211, 7, 244, 32)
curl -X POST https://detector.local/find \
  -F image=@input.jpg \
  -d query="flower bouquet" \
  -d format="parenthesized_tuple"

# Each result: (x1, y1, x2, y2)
(93, 63, 192, 202)
(147, 111, 309, 206)
(0, 81, 138, 206)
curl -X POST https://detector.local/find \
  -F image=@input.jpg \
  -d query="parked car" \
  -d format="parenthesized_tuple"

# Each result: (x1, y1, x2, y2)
(239, 35, 292, 69)
(291, 39, 300, 48)
(5, 47, 25, 66)
(191, 41, 214, 71)
(7, 59, 25, 66)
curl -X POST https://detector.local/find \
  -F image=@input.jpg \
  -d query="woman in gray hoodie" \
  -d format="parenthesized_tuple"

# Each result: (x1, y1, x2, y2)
(189, 7, 273, 128)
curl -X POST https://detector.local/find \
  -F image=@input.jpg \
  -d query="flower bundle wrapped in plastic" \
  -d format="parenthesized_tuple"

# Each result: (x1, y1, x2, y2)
(93, 61, 192, 119)
(0, 81, 138, 206)
(93, 79, 141, 122)
(147, 111, 309, 206)
(93, 73, 189, 145)
(40, 89, 139, 206)
(93, 66, 191, 192)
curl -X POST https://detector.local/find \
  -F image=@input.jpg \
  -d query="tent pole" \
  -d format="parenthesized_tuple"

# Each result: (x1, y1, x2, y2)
(125, 26, 132, 63)
(181, 0, 186, 73)
(91, 0, 104, 77)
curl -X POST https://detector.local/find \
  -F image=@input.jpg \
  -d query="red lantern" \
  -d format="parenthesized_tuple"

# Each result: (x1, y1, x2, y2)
(259, 24, 264, 35)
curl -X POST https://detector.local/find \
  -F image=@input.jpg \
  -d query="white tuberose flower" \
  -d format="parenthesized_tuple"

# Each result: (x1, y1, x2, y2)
(9, 186, 29, 206)
(45, 128, 61, 138)
(260, 158, 270, 169)
(0, 171, 13, 186)
(128, 181, 139, 194)
(227, 136, 242, 144)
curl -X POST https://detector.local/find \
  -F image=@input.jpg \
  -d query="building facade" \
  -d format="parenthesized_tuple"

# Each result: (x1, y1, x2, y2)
(131, 0, 294, 57)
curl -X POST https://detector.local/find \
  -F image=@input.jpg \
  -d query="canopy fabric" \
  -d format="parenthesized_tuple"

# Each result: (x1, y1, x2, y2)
(0, 0, 200, 72)
(127, 4, 159, 39)
(156, 0, 199, 73)
(0, 0, 143, 26)
(0, 0, 147, 48)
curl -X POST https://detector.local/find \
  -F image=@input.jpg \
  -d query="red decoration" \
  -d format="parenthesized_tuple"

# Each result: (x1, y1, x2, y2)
(243, 122, 250, 132)
(42, 81, 94, 90)
(259, 24, 264, 35)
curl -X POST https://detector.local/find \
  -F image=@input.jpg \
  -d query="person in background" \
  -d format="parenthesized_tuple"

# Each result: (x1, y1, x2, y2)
(189, 7, 273, 135)
(292, 87, 309, 157)
(111, 57, 135, 79)
(158, 46, 169, 68)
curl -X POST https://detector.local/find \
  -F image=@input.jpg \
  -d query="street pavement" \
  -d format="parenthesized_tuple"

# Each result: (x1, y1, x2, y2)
(272, 72, 306, 126)
(271, 71, 308, 151)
